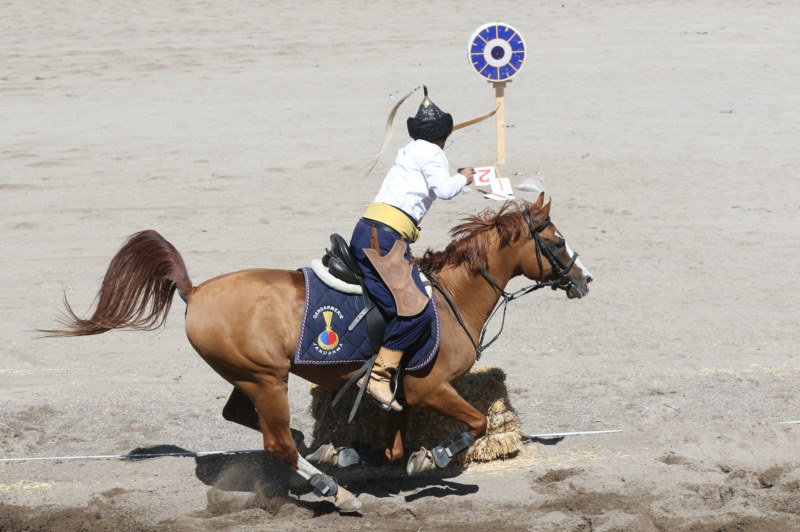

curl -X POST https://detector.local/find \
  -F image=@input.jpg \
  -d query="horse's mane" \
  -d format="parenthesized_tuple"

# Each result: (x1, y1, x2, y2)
(416, 199, 543, 274)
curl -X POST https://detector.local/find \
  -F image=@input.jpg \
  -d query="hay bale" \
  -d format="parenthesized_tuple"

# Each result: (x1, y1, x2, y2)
(309, 366, 523, 465)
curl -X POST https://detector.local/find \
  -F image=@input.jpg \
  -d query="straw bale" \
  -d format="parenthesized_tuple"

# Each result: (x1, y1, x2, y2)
(309, 366, 523, 465)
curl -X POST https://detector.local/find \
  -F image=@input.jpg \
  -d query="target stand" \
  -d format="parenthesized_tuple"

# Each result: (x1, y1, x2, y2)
(468, 22, 526, 165)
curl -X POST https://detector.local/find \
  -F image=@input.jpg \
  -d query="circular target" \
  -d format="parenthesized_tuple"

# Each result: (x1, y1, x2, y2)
(468, 22, 526, 82)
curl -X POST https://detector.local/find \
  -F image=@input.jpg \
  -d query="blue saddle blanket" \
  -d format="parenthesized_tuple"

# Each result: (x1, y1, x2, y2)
(293, 268, 440, 372)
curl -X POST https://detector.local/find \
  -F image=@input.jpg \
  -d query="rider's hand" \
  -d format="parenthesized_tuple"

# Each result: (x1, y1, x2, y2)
(459, 167, 475, 185)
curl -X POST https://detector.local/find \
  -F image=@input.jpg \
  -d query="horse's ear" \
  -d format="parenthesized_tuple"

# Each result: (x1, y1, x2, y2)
(542, 199, 552, 218)
(533, 192, 545, 209)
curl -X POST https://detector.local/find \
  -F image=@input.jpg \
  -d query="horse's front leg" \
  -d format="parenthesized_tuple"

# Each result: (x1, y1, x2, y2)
(384, 409, 409, 464)
(405, 382, 487, 475)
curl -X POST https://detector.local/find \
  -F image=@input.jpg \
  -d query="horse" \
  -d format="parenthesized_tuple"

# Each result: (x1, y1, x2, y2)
(43, 194, 591, 513)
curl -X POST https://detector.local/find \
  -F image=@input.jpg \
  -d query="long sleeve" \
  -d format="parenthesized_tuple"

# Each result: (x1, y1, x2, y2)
(374, 139, 468, 223)
(420, 146, 467, 200)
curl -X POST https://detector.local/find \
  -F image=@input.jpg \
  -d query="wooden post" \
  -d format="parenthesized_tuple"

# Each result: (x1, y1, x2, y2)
(494, 81, 507, 164)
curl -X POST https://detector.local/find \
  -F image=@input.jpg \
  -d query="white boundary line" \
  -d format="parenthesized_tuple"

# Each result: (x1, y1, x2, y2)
(526, 429, 623, 439)
(4, 423, 795, 463)
(0, 449, 263, 463)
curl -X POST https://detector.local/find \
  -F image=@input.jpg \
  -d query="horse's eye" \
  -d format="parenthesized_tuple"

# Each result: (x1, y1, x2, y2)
(554, 239, 566, 249)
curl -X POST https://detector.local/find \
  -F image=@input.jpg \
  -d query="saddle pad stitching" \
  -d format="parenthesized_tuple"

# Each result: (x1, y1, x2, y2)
(406, 300, 441, 372)
(293, 268, 312, 364)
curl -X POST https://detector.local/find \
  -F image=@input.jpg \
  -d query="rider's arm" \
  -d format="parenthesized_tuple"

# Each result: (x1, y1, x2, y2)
(420, 146, 467, 200)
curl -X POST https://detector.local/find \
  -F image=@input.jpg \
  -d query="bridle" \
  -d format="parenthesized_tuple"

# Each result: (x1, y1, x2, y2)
(426, 210, 580, 358)
(522, 211, 579, 287)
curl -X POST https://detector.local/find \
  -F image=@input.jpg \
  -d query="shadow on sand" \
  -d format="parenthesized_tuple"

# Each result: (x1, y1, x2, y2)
(125, 439, 479, 514)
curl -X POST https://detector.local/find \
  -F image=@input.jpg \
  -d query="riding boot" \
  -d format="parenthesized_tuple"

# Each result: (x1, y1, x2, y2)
(357, 347, 403, 411)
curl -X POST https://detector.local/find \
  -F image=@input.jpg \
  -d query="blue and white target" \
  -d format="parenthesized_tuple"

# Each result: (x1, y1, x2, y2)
(468, 22, 526, 82)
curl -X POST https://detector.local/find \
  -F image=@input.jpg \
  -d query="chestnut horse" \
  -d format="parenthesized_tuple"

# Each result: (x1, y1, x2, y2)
(44, 195, 590, 513)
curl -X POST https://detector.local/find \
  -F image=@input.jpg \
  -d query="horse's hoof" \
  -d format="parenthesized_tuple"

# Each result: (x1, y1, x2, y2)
(406, 448, 437, 476)
(307, 444, 362, 468)
(306, 443, 337, 466)
(334, 487, 362, 513)
(336, 447, 361, 468)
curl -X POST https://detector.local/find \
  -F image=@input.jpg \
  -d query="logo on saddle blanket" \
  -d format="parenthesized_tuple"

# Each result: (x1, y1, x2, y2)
(295, 268, 441, 371)
(314, 307, 342, 354)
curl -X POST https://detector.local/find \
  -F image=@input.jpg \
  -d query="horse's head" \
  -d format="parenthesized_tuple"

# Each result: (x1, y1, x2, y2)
(417, 195, 592, 299)
(518, 194, 592, 299)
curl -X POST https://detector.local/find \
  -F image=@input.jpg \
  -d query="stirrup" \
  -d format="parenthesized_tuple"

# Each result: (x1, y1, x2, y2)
(370, 370, 402, 411)
(330, 353, 403, 421)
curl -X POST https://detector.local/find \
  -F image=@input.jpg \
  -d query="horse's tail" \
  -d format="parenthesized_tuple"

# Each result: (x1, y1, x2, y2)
(41, 230, 193, 337)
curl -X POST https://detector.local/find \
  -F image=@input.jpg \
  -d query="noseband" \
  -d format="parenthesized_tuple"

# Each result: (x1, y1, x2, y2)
(522, 211, 579, 287)
(479, 211, 579, 297)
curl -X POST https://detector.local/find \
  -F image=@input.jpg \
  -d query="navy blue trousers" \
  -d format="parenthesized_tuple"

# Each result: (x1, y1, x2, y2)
(350, 219, 434, 352)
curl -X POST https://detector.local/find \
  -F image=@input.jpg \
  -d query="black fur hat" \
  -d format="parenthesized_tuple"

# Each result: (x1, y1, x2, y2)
(406, 86, 453, 143)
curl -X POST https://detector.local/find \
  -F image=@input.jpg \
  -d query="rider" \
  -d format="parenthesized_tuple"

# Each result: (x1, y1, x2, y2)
(350, 86, 474, 411)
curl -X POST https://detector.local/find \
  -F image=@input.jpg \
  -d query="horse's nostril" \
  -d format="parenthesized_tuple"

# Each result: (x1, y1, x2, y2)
(585, 275, 593, 284)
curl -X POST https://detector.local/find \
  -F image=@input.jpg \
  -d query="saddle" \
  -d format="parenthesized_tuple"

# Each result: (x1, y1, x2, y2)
(322, 234, 385, 351)
(322, 234, 362, 286)
(316, 234, 435, 421)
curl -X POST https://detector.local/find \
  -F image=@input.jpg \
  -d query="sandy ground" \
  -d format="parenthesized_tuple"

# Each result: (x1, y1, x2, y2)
(2, 0, 800, 530)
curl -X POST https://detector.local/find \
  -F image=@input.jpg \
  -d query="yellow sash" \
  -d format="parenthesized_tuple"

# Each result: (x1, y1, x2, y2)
(363, 203, 420, 243)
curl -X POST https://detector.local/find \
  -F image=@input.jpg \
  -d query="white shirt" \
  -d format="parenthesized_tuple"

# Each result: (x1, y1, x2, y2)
(374, 140, 468, 224)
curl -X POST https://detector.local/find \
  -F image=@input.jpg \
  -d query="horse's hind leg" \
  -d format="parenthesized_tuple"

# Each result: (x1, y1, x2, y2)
(222, 387, 261, 432)
(237, 377, 362, 514)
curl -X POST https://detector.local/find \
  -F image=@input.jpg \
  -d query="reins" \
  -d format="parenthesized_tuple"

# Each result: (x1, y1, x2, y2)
(425, 272, 480, 356)
(476, 270, 556, 354)
(425, 210, 579, 360)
